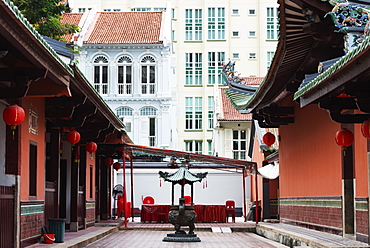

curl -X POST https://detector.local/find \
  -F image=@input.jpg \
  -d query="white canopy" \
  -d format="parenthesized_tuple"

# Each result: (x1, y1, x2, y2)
(258, 162, 279, 179)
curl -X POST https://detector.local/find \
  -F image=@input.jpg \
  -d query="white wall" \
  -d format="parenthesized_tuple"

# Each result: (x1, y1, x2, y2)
(113, 162, 251, 210)
(0, 103, 15, 186)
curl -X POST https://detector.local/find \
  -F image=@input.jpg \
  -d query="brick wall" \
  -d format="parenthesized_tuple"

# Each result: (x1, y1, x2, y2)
(356, 198, 368, 238)
(86, 201, 95, 227)
(279, 197, 342, 234)
(20, 213, 44, 241)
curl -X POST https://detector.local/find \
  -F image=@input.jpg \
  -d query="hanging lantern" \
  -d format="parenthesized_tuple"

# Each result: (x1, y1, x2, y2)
(335, 128, 354, 147)
(86, 142, 97, 153)
(66, 130, 80, 144)
(105, 157, 114, 166)
(361, 120, 370, 139)
(113, 162, 121, 171)
(263, 132, 276, 146)
(3, 104, 25, 129)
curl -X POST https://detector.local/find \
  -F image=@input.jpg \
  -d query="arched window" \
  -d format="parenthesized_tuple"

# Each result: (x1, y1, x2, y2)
(141, 55, 156, 94)
(140, 106, 157, 116)
(93, 55, 109, 94)
(116, 106, 133, 132)
(117, 106, 133, 117)
(140, 106, 157, 146)
(117, 55, 132, 95)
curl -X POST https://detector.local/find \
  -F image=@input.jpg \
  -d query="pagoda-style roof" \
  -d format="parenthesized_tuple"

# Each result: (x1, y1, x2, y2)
(159, 166, 207, 185)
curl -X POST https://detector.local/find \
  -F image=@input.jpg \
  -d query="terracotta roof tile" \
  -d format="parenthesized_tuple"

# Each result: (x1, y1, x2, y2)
(60, 13, 83, 42)
(219, 88, 252, 121)
(240, 77, 264, 86)
(84, 12, 163, 44)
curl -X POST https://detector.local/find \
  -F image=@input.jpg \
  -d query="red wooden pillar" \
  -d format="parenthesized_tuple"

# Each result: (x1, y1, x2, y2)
(130, 157, 135, 222)
(243, 168, 247, 222)
(122, 154, 128, 227)
(255, 167, 259, 224)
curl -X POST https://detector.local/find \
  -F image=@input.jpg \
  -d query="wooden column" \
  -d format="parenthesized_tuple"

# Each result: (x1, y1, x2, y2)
(342, 124, 355, 236)
(49, 127, 61, 218)
(70, 144, 80, 231)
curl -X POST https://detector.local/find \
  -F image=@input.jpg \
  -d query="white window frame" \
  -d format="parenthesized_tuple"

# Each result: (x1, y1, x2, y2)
(185, 97, 202, 130)
(267, 51, 275, 69)
(140, 55, 156, 94)
(185, 9, 202, 41)
(232, 31, 239, 37)
(185, 140, 203, 154)
(208, 7, 225, 40)
(207, 96, 214, 129)
(131, 8, 151, 11)
(208, 52, 224, 85)
(116, 107, 133, 132)
(267, 7, 279, 40)
(117, 55, 132, 95)
(207, 140, 213, 155)
(233, 130, 247, 160)
(93, 55, 109, 95)
(185, 53, 202, 85)
(140, 107, 158, 147)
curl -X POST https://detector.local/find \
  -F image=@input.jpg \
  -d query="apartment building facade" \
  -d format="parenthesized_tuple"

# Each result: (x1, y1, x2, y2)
(67, 0, 278, 158)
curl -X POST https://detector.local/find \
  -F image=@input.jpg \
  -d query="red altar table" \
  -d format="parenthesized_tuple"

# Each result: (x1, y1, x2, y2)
(141, 204, 226, 223)
(141, 205, 171, 223)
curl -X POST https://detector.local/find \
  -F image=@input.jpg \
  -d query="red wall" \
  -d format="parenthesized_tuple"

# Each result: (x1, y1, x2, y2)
(279, 103, 342, 197)
(354, 123, 369, 197)
(20, 97, 46, 201)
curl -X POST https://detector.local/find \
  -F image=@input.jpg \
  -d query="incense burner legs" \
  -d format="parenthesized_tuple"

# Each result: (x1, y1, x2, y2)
(162, 198, 201, 242)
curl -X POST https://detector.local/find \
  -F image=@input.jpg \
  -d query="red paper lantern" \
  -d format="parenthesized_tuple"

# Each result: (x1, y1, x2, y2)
(86, 142, 97, 153)
(335, 128, 354, 147)
(66, 130, 80, 144)
(105, 157, 114, 166)
(263, 132, 276, 146)
(113, 162, 121, 171)
(3, 104, 25, 129)
(361, 120, 370, 139)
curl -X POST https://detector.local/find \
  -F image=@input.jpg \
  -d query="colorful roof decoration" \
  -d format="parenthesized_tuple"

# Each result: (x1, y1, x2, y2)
(219, 88, 253, 121)
(158, 165, 208, 185)
(221, 61, 261, 110)
(324, 0, 370, 34)
(294, 36, 370, 100)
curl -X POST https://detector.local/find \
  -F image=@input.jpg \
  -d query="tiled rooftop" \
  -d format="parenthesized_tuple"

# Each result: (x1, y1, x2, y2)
(219, 88, 252, 121)
(60, 13, 83, 42)
(240, 77, 264, 86)
(84, 12, 163, 44)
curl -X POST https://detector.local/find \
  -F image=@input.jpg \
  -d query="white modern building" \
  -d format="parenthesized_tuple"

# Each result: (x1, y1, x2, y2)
(66, 0, 279, 157)
(62, 10, 177, 149)
(63, 0, 278, 213)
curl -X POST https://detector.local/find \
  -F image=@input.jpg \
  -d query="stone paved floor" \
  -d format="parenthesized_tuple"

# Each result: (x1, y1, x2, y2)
(85, 230, 287, 248)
